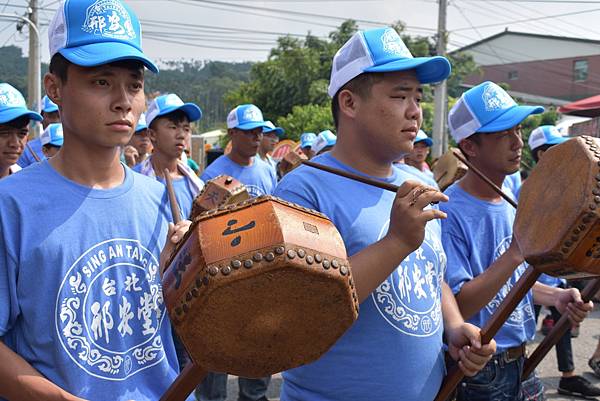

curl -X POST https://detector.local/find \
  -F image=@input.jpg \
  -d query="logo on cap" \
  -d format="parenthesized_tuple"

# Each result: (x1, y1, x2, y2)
(243, 106, 261, 122)
(482, 84, 515, 112)
(163, 94, 183, 107)
(0, 86, 24, 108)
(82, 0, 136, 40)
(381, 28, 412, 58)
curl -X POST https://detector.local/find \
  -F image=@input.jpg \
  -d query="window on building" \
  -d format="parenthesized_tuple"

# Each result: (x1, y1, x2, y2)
(574, 60, 588, 82)
(508, 70, 518, 80)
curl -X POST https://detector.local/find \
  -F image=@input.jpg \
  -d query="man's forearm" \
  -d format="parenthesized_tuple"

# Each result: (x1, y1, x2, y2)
(0, 340, 83, 401)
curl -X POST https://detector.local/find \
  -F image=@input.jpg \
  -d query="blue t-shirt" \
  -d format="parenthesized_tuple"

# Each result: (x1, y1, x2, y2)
(441, 183, 536, 352)
(394, 163, 439, 189)
(201, 155, 277, 197)
(274, 153, 446, 401)
(503, 171, 522, 200)
(17, 137, 45, 167)
(133, 166, 195, 220)
(0, 161, 185, 401)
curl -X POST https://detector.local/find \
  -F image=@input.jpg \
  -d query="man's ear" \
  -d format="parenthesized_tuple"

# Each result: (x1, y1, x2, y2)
(459, 138, 478, 159)
(338, 89, 360, 122)
(44, 73, 62, 107)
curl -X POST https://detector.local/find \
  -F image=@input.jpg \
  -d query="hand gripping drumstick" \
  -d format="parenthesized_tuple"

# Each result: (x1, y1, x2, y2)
(434, 151, 536, 401)
(161, 169, 210, 401)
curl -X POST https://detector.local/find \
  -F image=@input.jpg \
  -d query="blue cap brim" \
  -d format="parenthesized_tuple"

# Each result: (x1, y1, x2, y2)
(42, 106, 59, 113)
(59, 42, 159, 74)
(364, 56, 451, 84)
(415, 138, 433, 147)
(135, 124, 147, 133)
(478, 105, 544, 133)
(264, 127, 285, 136)
(236, 121, 269, 131)
(156, 103, 202, 123)
(546, 136, 568, 146)
(49, 138, 64, 147)
(0, 108, 43, 124)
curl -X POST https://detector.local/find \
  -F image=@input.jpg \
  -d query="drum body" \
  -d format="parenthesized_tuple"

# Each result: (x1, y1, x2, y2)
(279, 151, 307, 177)
(515, 136, 600, 278)
(433, 148, 468, 191)
(162, 196, 358, 377)
(190, 175, 249, 217)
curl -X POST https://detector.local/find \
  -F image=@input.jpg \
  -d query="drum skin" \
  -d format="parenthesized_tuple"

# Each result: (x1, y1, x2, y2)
(433, 148, 468, 191)
(162, 196, 359, 377)
(515, 136, 600, 279)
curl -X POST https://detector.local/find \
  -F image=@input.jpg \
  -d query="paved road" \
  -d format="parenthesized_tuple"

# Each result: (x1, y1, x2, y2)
(217, 305, 600, 401)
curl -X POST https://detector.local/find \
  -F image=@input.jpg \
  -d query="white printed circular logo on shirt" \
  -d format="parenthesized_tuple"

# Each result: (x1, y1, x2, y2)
(486, 236, 534, 327)
(372, 221, 445, 337)
(55, 239, 166, 380)
(245, 185, 264, 198)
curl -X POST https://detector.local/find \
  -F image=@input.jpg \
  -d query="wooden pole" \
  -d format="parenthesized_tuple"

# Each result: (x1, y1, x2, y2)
(164, 168, 182, 224)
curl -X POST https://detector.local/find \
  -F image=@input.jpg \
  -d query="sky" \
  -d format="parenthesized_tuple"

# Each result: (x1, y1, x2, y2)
(2, 0, 600, 68)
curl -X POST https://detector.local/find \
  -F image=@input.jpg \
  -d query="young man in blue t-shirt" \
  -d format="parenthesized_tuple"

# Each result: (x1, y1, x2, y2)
(200, 104, 276, 197)
(17, 95, 60, 167)
(0, 1, 191, 400)
(274, 27, 496, 401)
(134, 94, 204, 220)
(442, 81, 592, 401)
(0, 83, 43, 178)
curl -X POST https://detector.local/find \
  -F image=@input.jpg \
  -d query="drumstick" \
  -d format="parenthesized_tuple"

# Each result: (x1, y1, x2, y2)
(522, 277, 600, 379)
(434, 267, 541, 401)
(301, 160, 401, 192)
(160, 362, 208, 401)
(164, 168, 182, 224)
(451, 149, 518, 209)
(27, 142, 41, 162)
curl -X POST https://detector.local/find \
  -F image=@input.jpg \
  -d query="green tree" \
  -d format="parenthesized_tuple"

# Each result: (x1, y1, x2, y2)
(276, 104, 334, 141)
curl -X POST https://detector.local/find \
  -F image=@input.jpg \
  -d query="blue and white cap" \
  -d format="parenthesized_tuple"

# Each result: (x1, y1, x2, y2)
(300, 132, 317, 149)
(146, 94, 202, 127)
(528, 125, 568, 151)
(415, 130, 432, 147)
(40, 123, 64, 147)
(41, 95, 59, 113)
(48, 0, 158, 73)
(263, 121, 284, 137)
(0, 83, 43, 124)
(328, 27, 451, 97)
(448, 81, 544, 143)
(226, 104, 269, 131)
(312, 130, 337, 154)
(135, 112, 147, 132)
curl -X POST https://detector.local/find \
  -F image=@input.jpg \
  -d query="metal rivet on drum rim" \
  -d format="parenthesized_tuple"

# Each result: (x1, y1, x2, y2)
(203, 276, 209, 285)
(306, 255, 314, 264)
(182, 304, 190, 313)
(574, 228, 582, 235)
(231, 260, 242, 269)
(584, 216, 592, 223)
(315, 254, 323, 263)
(591, 204, 597, 210)
(208, 266, 219, 276)
(587, 250, 593, 257)
(297, 249, 306, 258)
(175, 306, 183, 315)
(322, 259, 331, 269)
(221, 266, 232, 276)
(253, 253, 263, 262)
(195, 278, 202, 288)
(192, 288, 199, 297)
(571, 235, 579, 242)
(244, 259, 253, 268)
(340, 266, 348, 275)
(565, 241, 573, 247)
(562, 247, 570, 253)
(186, 292, 192, 301)
(287, 249, 297, 259)
(225, 177, 233, 184)
(594, 189, 600, 196)
(265, 252, 275, 262)
(332, 260, 340, 269)
(595, 196, 600, 203)
(349, 278, 354, 287)
(275, 246, 285, 255)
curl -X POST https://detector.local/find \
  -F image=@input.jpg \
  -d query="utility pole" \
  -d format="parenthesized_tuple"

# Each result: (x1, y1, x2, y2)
(432, 0, 448, 158)
(27, 0, 41, 136)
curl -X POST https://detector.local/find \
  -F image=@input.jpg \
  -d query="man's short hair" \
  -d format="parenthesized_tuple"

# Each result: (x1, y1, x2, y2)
(49, 53, 145, 83)
(1, 115, 30, 130)
(331, 72, 385, 128)
(149, 109, 188, 130)
(531, 144, 552, 163)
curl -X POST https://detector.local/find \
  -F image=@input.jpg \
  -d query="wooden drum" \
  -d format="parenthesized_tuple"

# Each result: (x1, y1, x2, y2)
(433, 148, 468, 191)
(189, 175, 249, 217)
(515, 135, 600, 279)
(162, 195, 359, 378)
